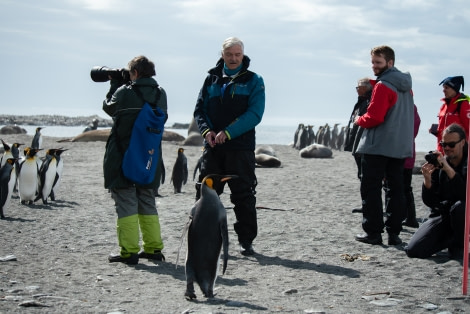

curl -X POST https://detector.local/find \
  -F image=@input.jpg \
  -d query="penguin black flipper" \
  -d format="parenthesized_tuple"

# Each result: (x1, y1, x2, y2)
(220, 218, 229, 274)
(0, 158, 17, 219)
(0, 166, 11, 218)
(34, 154, 52, 202)
(182, 155, 188, 185)
(49, 172, 60, 201)
(160, 159, 165, 185)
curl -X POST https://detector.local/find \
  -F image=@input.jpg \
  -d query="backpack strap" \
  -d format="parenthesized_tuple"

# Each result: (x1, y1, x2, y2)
(131, 84, 161, 108)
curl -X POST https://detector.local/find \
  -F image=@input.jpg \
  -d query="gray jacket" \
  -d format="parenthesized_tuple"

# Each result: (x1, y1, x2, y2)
(356, 67, 414, 159)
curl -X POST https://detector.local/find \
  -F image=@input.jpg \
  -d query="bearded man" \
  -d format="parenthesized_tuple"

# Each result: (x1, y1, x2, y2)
(353, 45, 415, 246)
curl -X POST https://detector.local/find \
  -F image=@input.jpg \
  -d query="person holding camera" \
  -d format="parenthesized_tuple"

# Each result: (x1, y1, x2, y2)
(406, 123, 467, 259)
(193, 37, 265, 256)
(353, 45, 415, 246)
(429, 76, 470, 154)
(102, 55, 167, 265)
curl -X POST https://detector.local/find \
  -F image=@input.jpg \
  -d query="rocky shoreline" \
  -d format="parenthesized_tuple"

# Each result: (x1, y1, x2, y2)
(0, 114, 114, 128)
(0, 114, 189, 130)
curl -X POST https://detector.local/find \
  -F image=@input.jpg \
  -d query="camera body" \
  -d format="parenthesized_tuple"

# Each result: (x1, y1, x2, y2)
(90, 66, 130, 83)
(425, 151, 441, 167)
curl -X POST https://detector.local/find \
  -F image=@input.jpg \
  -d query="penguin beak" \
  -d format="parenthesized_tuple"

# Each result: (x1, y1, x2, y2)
(221, 175, 238, 183)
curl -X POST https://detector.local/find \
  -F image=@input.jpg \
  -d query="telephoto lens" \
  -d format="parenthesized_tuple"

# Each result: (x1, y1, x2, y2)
(90, 66, 129, 82)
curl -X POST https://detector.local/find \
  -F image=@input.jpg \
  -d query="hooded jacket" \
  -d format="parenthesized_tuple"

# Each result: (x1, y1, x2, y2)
(355, 67, 414, 159)
(102, 77, 168, 189)
(436, 93, 470, 153)
(194, 56, 265, 151)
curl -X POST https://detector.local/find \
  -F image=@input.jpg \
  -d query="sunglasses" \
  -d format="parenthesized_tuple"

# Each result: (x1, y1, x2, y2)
(439, 139, 462, 148)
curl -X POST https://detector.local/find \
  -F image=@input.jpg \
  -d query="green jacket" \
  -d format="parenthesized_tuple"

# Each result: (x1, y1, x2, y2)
(102, 77, 168, 189)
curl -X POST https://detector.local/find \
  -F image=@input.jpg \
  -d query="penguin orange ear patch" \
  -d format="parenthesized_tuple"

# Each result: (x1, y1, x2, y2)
(205, 178, 214, 189)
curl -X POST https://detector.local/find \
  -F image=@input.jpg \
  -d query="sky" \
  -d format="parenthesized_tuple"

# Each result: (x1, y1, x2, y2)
(1, 0, 469, 133)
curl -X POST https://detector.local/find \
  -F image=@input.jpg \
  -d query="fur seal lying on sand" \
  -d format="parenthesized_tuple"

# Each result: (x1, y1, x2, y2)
(299, 144, 333, 158)
(255, 145, 281, 167)
(58, 129, 184, 142)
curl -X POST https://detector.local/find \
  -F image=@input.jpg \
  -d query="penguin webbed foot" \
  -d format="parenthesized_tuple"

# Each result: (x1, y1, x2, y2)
(203, 290, 214, 298)
(185, 289, 197, 300)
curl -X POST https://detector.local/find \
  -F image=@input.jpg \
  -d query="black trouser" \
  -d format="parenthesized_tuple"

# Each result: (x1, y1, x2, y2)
(360, 154, 405, 235)
(406, 201, 465, 258)
(384, 167, 415, 220)
(354, 154, 362, 181)
(196, 148, 258, 246)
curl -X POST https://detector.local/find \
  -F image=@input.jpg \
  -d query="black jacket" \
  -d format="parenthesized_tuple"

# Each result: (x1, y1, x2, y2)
(344, 91, 371, 153)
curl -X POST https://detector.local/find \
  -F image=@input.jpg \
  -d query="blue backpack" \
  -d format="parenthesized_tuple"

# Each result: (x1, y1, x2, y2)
(121, 85, 166, 185)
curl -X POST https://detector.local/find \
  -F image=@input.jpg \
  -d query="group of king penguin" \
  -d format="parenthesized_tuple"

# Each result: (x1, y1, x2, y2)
(0, 127, 67, 219)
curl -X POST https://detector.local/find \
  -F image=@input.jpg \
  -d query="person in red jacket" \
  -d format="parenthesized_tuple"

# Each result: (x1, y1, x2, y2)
(430, 76, 470, 153)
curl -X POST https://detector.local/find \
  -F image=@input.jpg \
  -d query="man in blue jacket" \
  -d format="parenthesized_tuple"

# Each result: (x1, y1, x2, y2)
(354, 45, 415, 246)
(194, 37, 265, 256)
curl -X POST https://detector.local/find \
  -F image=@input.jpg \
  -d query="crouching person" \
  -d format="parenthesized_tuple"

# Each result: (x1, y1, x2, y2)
(406, 123, 467, 259)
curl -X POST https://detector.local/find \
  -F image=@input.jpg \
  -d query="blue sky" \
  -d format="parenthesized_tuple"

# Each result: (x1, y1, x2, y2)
(1, 0, 469, 134)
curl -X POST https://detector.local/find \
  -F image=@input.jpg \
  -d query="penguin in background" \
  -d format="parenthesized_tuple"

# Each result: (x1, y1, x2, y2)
(293, 123, 303, 148)
(316, 126, 324, 145)
(183, 174, 236, 299)
(18, 147, 42, 205)
(35, 149, 58, 204)
(9, 142, 24, 193)
(0, 158, 18, 219)
(1, 139, 12, 167)
(153, 158, 165, 197)
(171, 147, 188, 193)
(330, 123, 339, 150)
(10, 142, 23, 159)
(31, 127, 44, 149)
(307, 125, 315, 145)
(337, 126, 346, 151)
(322, 123, 331, 147)
(51, 148, 68, 201)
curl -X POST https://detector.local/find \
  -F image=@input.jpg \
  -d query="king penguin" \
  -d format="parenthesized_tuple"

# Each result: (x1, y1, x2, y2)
(0, 139, 12, 167)
(170, 147, 188, 193)
(51, 148, 68, 201)
(31, 127, 44, 149)
(183, 174, 237, 300)
(35, 149, 58, 204)
(18, 147, 41, 205)
(0, 158, 18, 219)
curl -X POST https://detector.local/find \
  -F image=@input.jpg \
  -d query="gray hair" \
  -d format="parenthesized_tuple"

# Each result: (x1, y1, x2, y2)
(222, 37, 244, 54)
(357, 77, 372, 90)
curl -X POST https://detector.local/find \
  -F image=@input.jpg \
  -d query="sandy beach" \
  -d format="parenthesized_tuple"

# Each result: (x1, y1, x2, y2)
(1, 132, 469, 313)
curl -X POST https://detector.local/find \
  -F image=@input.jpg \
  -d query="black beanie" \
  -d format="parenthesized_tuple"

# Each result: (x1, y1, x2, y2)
(439, 76, 464, 93)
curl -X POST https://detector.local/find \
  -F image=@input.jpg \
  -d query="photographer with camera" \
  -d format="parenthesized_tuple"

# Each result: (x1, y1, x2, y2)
(406, 123, 467, 259)
(100, 55, 168, 265)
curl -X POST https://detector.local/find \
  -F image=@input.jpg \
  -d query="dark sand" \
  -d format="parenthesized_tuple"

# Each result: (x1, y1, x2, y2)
(0, 133, 469, 313)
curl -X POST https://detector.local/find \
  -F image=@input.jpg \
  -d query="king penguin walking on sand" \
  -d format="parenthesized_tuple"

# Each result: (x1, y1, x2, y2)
(0, 158, 18, 219)
(184, 174, 236, 299)
(31, 127, 44, 149)
(18, 147, 41, 205)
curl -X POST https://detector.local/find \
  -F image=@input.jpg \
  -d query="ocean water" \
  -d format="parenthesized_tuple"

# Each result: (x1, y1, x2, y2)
(1, 124, 436, 152)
